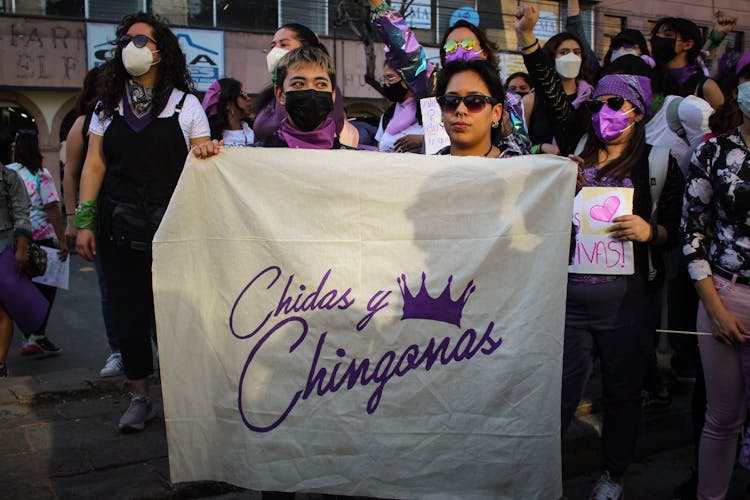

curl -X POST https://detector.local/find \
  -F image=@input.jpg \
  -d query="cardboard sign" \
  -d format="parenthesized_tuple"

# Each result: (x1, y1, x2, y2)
(153, 149, 578, 499)
(569, 186, 635, 275)
(420, 97, 451, 155)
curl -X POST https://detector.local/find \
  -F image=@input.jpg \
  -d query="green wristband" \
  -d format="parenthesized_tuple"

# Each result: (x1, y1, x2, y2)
(74, 199, 98, 232)
(531, 144, 541, 154)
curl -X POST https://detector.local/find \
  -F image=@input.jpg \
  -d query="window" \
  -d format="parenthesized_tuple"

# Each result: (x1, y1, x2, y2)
(280, 0, 328, 37)
(602, 15, 625, 59)
(723, 31, 744, 52)
(89, 0, 145, 22)
(216, 0, 278, 32)
(46, 0, 85, 17)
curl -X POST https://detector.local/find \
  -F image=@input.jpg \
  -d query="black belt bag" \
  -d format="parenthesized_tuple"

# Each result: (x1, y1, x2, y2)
(110, 201, 167, 252)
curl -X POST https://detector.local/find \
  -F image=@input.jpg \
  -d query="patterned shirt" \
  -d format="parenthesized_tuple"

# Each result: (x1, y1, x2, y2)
(6, 163, 59, 241)
(682, 128, 750, 282)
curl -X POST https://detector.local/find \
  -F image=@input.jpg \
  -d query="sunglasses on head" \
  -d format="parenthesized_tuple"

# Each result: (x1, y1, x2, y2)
(437, 94, 498, 113)
(584, 96, 626, 113)
(443, 38, 477, 54)
(118, 33, 157, 48)
(239, 91, 251, 100)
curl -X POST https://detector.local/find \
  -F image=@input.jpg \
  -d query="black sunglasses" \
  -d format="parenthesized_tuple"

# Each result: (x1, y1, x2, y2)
(437, 94, 498, 113)
(118, 34, 157, 48)
(585, 96, 625, 113)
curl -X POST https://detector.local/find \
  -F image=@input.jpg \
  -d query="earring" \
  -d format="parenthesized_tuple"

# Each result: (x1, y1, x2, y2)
(492, 121, 499, 128)
(440, 121, 445, 127)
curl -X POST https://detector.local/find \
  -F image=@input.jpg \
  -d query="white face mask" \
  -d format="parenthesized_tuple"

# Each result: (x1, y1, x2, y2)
(555, 53, 582, 79)
(122, 41, 159, 77)
(266, 47, 289, 74)
(611, 47, 640, 62)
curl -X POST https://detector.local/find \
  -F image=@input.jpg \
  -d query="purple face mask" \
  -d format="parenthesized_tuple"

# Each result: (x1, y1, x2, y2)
(445, 45, 483, 64)
(592, 105, 634, 142)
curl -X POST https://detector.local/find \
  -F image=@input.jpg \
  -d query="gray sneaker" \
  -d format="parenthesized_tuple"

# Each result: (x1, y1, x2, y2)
(118, 395, 155, 432)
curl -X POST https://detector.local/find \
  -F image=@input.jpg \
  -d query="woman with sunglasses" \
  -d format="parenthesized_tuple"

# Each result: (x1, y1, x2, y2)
(434, 61, 504, 158)
(438, 19, 532, 156)
(515, 4, 593, 157)
(375, 62, 424, 153)
(75, 12, 211, 432)
(559, 72, 684, 499)
(254, 23, 358, 148)
(202, 78, 255, 146)
(681, 51, 750, 500)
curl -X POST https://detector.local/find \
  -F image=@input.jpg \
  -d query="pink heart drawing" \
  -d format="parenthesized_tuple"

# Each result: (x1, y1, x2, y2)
(589, 196, 621, 223)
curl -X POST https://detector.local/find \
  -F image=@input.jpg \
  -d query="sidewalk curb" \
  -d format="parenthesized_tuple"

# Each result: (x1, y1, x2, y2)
(0, 368, 127, 406)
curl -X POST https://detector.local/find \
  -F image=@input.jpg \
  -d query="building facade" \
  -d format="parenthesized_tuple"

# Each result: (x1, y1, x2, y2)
(1, 0, 748, 187)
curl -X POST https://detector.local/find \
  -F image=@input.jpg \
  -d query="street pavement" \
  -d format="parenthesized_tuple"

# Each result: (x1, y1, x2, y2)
(2, 257, 750, 499)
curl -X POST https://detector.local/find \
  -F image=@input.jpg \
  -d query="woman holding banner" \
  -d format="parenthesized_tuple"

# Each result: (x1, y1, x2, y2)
(681, 51, 750, 499)
(75, 12, 210, 432)
(557, 76, 684, 499)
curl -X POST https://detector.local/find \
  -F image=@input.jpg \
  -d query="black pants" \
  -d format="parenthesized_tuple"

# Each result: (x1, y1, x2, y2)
(99, 237, 155, 380)
(561, 275, 650, 477)
(27, 238, 57, 338)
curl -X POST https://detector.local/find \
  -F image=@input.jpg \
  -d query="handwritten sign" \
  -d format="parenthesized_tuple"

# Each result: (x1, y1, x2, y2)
(420, 97, 451, 155)
(569, 186, 634, 275)
(153, 149, 578, 499)
(31, 245, 69, 290)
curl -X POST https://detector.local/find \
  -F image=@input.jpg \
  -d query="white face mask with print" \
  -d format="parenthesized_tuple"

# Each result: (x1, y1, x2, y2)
(738, 81, 750, 118)
(555, 53, 582, 79)
(266, 47, 289, 74)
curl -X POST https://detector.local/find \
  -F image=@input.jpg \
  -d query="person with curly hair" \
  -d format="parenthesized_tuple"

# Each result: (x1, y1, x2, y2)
(75, 11, 211, 432)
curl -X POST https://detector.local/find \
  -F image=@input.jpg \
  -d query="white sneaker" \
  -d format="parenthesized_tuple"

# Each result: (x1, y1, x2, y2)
(100, 353, 124, 377)
(589, 471, 624, 500)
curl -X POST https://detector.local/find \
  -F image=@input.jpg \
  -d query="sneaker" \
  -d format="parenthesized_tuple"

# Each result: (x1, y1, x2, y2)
(100, 353, 124, 377)
(0, 363, 7, 378)
(590, 471, 624, 500)
(641, 389, 672, 412)
(21, 335, 61, 356)
(673, 467, 697, 500)
(118, 395, 155, 432)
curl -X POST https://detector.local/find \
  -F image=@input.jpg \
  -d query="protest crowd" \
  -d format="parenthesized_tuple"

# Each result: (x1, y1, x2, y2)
(1, 1, 749, 498)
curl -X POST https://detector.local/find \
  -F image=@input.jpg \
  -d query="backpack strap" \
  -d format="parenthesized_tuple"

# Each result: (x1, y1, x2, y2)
(174, 91, 188, 114)
(665, 97, 688, 144)
(647, 144, 670, 281)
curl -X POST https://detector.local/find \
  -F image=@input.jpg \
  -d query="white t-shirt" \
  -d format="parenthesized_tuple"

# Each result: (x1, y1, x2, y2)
(375, 117, 424, 152)
(89, 89, 210, 150)
(222, 122, 255, 146)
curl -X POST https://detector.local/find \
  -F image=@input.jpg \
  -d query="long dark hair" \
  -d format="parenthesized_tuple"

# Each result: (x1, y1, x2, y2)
(542, 32, 593, 85)
(73, 66, 104, 117)
(208, 78, 245, 140)
(254, 23, 328, 115)
(12, 130, 43, 174)
(99, 12, 194, 119)
(439, 20, 499, 71)
(651, 18, 703, 64)
(580, 115, 647, 180)
(436, 61, 506, 145)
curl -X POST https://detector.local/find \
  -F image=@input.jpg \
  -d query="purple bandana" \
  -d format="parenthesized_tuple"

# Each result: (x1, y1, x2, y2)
(385, 97, 418, 135)
(276, 116, 336, 149)
(123, 84, 172, 133)
(202, 80, 222, 118)
(669, 64, 699, 87)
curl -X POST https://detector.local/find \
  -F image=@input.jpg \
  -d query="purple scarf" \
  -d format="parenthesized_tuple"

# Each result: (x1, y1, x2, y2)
(276, 117, 336, 149)
(670, 64, 699, 87)
(123, 84, 172, 133)
(385, 97, 418, 135)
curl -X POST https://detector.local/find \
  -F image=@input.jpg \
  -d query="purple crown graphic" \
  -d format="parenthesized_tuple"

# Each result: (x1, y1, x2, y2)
(397, 273, 476, 328)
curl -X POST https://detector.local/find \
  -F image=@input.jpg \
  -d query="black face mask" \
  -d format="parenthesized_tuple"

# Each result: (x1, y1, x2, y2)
(284, 89, 334, 131)
(382, 81, 409, 102)
(651, 36, 677, 64)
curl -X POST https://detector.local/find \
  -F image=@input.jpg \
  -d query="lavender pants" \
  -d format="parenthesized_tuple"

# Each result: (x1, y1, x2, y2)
(697, 274, 750, 500)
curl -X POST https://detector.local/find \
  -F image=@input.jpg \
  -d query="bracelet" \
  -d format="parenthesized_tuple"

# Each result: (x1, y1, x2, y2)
(531, 144, 541, 154)
(74, 199, 98, 232)
(519, 39, 539, 52)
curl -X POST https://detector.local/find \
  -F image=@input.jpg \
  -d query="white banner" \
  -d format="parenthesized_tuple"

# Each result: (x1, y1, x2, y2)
(153, 149, 577, 499)
(86, 23, 224, 91)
